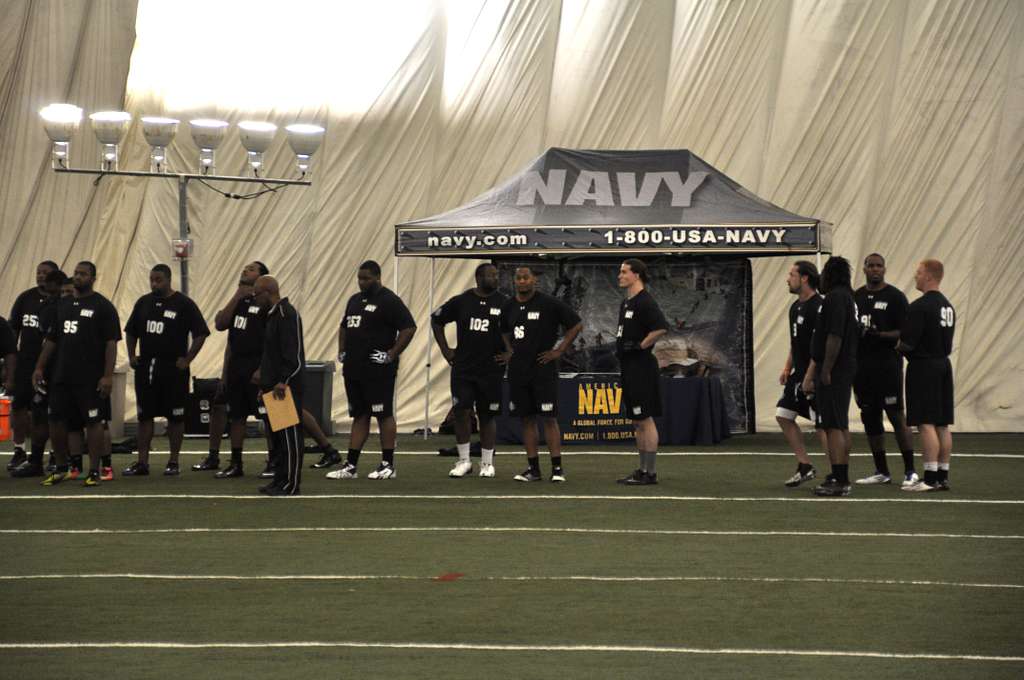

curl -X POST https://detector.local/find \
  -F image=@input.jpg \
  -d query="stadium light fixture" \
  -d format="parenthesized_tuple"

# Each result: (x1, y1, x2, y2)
(238, 121, 277, 176)
(89, 111, 133, 171)
(40, 103, 83, 169)
(285, 124, 325, 177)
(141, 116, 179, 173)
(189, 118, 230, 174)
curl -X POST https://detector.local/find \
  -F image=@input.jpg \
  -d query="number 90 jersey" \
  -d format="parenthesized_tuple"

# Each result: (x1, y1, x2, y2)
(432, 289, 508, 376)
(901, 290, 955, 360)
(125, 291, 210, 361)
(46, 293, 122, 386)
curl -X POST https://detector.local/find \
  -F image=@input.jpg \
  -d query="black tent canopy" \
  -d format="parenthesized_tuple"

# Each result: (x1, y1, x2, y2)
(395, 148, 831, 258)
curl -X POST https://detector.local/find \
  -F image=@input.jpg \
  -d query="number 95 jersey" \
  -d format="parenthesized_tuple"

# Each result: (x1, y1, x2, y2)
(47, 293, 122, 386)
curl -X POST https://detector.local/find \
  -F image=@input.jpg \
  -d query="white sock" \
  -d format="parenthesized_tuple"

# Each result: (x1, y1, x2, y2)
(924, 462, 938, 472)
(939, 463, 949, 471)
(456, 442, 470, 462)
(481, 447, 494, 466)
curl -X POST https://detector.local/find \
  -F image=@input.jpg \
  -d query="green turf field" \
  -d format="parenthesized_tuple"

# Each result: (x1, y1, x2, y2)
(1, 433, 1022, 679)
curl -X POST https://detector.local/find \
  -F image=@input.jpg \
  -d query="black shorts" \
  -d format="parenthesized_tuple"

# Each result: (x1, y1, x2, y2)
(48, 382, 111, 430)
(776, 373, 814, 421)
(906, 358, 954, 426)
(814, 375, 853, 430)
(226, 355, 265, 422)
(620, 353, 662, 420)
(135, 358, 189, 422)
(344, 373, 395, 418)
(508, 375, 558, 418)
(11, 362, 38, 411)
(854, 355, 904, 413)
(450, 370, 503, 420)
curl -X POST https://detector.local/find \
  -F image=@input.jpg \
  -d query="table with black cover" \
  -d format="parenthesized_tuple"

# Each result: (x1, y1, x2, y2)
(496, 374, 729, 446)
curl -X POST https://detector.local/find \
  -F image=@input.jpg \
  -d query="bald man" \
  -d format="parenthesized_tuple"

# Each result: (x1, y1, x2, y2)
(252, 276, 306, 495)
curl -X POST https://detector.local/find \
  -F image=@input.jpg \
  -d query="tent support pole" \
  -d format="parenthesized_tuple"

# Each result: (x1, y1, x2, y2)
(424, 258, 434, 440)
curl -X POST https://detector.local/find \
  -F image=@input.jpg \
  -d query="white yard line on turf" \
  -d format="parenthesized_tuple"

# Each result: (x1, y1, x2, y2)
(4, 450, 1023, 458)
(1, 493, 1022, 505)
(1, 526, 1020, 540)
(0, 573, 1021, 590)
(0, 640, 1020, 662)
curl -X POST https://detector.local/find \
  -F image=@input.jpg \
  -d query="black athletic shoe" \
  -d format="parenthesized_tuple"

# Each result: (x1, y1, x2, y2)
(263, 484, 297, 496)
(11, 461, 45, 478)
(191, 455, 220, 471)
(617, 469, 646, 485)
(7, 449, 27, 471)
(513, 468, 542, 482)
(122, 461, 150, 476)
(258, 479, 285, 494)
(163, 461, 180, 476)
(623, 470, 658, 486)
(310, 448, 342, 469)
(936, 479, 951, 491)
(812, 480, 851, 497)
(215, 464, 244, 479)
(304, 444, 322, 454)
(258, 460, 275, 479)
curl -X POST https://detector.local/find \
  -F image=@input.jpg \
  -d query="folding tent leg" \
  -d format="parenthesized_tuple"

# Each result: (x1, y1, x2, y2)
(424, 258, 434, 440)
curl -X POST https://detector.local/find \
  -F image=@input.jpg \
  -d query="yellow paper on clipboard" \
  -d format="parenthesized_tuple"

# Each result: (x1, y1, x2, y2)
(262, 385, 300, 432)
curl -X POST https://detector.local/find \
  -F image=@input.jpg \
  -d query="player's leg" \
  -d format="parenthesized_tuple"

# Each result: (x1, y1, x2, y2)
(514, 414, 543, 482)
(8, 408, 30, 469)
(448, 373, 475, 477)
(889, 408, 916, 482)
(82, 419, 105, 485)
(330, 374, 369, 479)
(305, 409, 341, 468)
(40, 401, 71, 486)
(194, 400, 227, 471)
(367, 375, 397, 479)
(475, 374, 502, 478)
(936, 425, 952, 490)
(915, 424, 940, 490)
(133, 418, 155, 471)
(541, 417, 564, 482)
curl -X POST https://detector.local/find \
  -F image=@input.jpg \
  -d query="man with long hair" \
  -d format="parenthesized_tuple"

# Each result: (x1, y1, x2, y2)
(802, 256, 859, 497)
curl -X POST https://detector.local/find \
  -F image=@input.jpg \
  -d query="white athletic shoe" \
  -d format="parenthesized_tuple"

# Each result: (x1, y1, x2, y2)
(326, 463, 358, 480)
(449, 460, 473, 478)
(368, 462, 396, 480)
(902, 479, 936, 492)
(479, 463, 495, 478)
(901, 472, 920, 489)
(855, 473, 892, 485)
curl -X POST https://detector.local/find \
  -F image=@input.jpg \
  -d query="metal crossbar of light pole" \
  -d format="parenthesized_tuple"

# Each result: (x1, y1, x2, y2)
(53, 167, 311, 297)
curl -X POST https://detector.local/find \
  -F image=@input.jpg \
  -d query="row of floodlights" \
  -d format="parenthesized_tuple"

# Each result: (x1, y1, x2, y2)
(40, 103, 325, 177)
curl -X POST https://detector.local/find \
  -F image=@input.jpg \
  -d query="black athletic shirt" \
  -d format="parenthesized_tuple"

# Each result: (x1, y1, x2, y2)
(789, 294, 822, 377)
(0, 316, 15, 358)
(9, 288, 53, 362)
(46, 293, 121, 386)
(432, 289, 509, 375)
(901, 291, 955, 360)
(228, 295, 267, 358)
(811, 285, 859, 379)
(341, 286, 416, 378)
(125, 291, 209, 361)
(616, 289, 669, 358)
(854, 284, 908, 361)
(501, 291, 581, 384)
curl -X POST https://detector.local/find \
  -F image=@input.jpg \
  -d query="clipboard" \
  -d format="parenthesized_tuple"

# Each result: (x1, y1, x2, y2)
(261, 385, 300, 432)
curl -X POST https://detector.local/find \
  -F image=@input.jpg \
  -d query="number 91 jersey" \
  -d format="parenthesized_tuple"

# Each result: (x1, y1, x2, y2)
(432, 289, 508, 375)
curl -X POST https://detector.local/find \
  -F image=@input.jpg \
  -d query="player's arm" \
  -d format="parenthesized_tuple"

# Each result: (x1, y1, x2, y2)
(125, 334, 140, 369)
(178, 334, 207, 370)
(430, 317, 454, 365)
(389, 326, 416, 363)
(1, 351, 14, 392)
(98, 339, 117, 398)
(496, 333, 513, 365)
(780, 350, 793, 385)
(214, 286, 249, 331)
(336, 323, 346, 362)
(896, 304, 923, 355)
(639, 328, 667, 350)
(32, 340, 57, 390)
(539, 321, 582, 364)
(801, 359, 817, 394)
(273, 311, 303, 398)
(820, 334, 842, 386)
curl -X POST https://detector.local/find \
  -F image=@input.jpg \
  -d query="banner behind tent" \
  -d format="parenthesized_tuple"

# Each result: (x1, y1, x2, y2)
(497, 259, 753, 433)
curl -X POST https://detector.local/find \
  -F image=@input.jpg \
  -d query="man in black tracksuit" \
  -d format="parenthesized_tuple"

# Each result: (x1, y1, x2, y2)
(252, 275, 306, 496)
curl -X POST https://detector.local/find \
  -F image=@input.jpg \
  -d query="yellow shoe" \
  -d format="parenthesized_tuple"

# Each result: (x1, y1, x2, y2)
(41, 471, 68, 486)
(83, 471, 101, 487)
